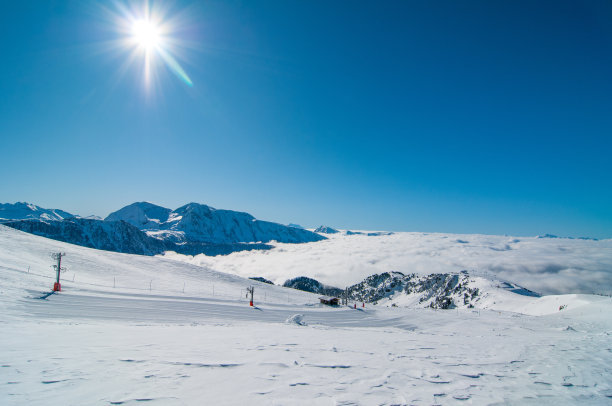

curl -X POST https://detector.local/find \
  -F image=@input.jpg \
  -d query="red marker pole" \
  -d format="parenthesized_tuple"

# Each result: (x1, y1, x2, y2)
(247, 286, 254, 306)
(52, 253, 65, 292)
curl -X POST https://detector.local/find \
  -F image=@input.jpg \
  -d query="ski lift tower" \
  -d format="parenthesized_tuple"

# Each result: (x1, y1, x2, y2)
(246, 286, 254, 306)
(51, 252, 66, 291)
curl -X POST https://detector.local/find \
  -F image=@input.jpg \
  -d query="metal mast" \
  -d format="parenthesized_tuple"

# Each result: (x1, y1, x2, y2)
(51, 252, 66, 291)
(246, 286, 254, 306)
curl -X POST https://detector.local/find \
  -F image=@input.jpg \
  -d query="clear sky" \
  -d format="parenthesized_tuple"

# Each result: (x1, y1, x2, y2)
(1, 0, 611, 238)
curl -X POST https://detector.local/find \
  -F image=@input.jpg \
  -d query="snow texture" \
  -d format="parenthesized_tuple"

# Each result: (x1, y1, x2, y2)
(1, 225, 612, 404)
(285, 314, 306, 325)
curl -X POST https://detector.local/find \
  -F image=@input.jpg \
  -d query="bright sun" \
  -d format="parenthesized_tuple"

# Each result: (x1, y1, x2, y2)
(132, 19, 160, 49)
(108, 0, 194, 89)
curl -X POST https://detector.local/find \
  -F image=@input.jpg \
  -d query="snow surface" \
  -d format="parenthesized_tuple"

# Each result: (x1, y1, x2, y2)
(163, 231, 612, 296)
(1, 225, 612, 404)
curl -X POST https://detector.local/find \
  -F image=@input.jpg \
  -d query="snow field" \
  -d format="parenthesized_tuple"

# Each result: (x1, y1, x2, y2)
(2, 225, 612, 404)
(3, 302, 611, 404)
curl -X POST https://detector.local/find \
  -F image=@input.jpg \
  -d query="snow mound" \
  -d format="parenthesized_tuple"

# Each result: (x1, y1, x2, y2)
(285, 314, 306, 325)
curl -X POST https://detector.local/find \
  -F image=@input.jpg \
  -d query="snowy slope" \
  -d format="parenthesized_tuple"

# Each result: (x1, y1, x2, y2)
(166, 230, 612, 296)
(0, 225, 316, 306)
(1, 225, 612, 404)
(0, 202, 74, 222)
(106, 202, 326, 245)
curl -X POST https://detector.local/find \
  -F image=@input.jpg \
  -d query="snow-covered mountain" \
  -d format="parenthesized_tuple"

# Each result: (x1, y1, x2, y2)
(279, 271, 541, 311)
(345, 230, 394, 236)
(105, 201, 172, 230)
(3, 217, 276, 257)
(1, 201, 325, 256)
(106, 202, 326, 245)
(314, 225, 339, 234)
(344, 271, 540, 310)
(3, 217, 172, 255)
(0, 202, 74, 222)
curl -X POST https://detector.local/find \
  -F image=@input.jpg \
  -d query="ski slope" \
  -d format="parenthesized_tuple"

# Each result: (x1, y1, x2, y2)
(1, 225, 612, 404)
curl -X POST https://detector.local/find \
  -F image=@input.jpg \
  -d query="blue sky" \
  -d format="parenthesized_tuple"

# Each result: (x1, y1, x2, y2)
(1, 0, 611, 238)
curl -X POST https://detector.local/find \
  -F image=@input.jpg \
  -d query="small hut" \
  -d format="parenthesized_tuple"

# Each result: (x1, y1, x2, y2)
(319, 296, 340, 306)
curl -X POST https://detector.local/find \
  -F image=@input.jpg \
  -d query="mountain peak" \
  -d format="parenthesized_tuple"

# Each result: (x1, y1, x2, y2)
(315, 225, 339, 234)
(0, 202, 74, 222)
(105, 201, 325, 245)
(105, 202, 172, 229)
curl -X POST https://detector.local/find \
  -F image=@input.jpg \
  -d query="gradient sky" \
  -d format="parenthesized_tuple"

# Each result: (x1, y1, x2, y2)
(1, 0, 611, 238)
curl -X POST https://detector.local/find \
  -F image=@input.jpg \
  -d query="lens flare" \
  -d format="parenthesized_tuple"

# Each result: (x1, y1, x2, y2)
(103, 0, 194, 92)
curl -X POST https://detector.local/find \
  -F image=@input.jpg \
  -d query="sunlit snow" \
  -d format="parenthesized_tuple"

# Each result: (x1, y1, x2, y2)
(1, 225, 611, 404)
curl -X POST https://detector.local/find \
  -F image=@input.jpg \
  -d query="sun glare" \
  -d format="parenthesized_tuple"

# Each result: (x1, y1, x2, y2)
(132, 19, 160, 49)
(103, 0, 194, 91)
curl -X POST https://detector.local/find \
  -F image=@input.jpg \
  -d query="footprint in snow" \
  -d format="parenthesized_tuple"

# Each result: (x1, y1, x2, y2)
(453, 394, 471, 401)
(461, 373, 484, 379)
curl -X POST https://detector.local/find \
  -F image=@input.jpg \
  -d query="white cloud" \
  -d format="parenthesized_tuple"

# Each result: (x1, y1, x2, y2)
(162, 232, 612, 295)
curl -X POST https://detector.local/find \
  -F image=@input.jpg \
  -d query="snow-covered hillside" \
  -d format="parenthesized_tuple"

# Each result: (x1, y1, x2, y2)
(0, 225, 314, 305)
(1, 225, 612, 404)
(0, 202, 74, 222)
(164, 230, 612, 296)
(105, 202, 326, 245)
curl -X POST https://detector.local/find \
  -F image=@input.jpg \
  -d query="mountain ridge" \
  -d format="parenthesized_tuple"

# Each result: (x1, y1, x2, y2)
(2, 201, 325, 257)
(106, 201, 326, 245)
(0, 202, 74, 222)
(281, 271, 541, 310)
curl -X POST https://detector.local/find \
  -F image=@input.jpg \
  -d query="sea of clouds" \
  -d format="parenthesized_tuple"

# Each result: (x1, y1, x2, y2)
(163, 232, 612, 296)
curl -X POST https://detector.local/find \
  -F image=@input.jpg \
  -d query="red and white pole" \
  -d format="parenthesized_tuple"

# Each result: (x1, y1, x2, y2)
(52, 253, 65, 292)
(247, 286, 254, 306)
